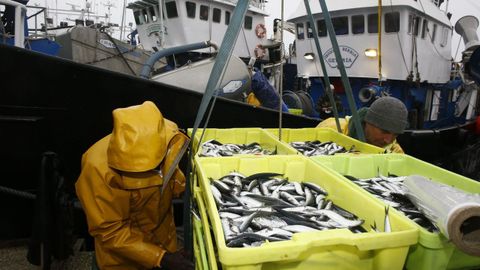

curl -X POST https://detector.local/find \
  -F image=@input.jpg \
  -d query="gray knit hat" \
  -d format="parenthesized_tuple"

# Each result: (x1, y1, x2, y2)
(364, 97, 408, 134)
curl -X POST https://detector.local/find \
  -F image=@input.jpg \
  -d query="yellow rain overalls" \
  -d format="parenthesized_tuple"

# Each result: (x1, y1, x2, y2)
(76, 101, 188, 270)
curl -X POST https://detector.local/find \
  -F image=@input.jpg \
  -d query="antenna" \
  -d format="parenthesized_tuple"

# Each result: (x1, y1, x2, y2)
(66, 3, 81, 10)
(102, 0, 116, 24)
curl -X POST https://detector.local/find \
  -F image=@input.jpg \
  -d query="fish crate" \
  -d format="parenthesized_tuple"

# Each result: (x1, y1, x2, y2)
(264, 128, 384, 156)
(193, 187, 218, 270)
(195, 155, 418, 270)
(310, 154, 480, 270)
(187, 128, 297, 158)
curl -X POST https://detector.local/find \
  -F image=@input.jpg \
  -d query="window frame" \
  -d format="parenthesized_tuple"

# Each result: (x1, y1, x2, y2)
(367, 13, 378, 33)
(200, 5, 209, 21)
(297, 22, 305, 40)
(351, 15, 365, 34)
(244, 15, 253, 30)
(213, 8, 221, 23)
(225, 11, 230, 25)
(185, 1, 196, 19)
(332, 16, 349, 35)
(317, 19, 327, 37)
(165, 1, 178, 18)
(384, 12, 400, 33)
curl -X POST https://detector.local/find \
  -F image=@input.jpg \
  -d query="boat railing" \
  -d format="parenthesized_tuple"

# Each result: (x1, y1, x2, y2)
(25, 5, 51, 39)
(222, 0, 266, 11)
(0, 0, 27, 48)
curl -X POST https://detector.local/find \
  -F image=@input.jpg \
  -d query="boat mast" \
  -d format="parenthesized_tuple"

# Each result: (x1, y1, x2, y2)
(158, 0, 165, 48)
(278, 0, 285, 141)
(120, 0, 127, 41)
(378, 0, 383, 83)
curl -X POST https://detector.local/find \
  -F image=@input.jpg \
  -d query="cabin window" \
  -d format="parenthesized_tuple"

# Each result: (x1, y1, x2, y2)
(431, 23, 437, 42)
(317, 20, 327, 37)
(297, 22, 305, 40)
(244, 16, 252, 29)
(429, 90, 441, 121)
(297, 23, 305, 39)
(186, 1, 196, 18)
(368, 13, 378, 33)
(149, 6, 158, 22)
(166, 1, 178, 18)
(306, 21, 313, 38)
(213, 8, 221, 23)
(200, 5, 209, 20)
(385, 12, 400, 33)
(225, 11, 230, 25)
(409, 15, 420, 36)
(352, 15, 364, 34)
(440, 27, 449, 47)
(134, 10, 142, 25)
(332, 16, 348, 35)
(421, 19, 428, 39)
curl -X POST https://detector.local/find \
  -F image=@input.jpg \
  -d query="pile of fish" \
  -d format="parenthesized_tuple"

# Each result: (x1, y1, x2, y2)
(199, 139, 276, 157)
(344, 174, 439, 232)
(290, 140, 353, 156)
(209, 172, 365, 248)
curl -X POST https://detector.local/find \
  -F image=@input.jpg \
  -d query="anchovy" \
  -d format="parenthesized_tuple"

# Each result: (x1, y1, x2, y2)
(303, 182, 328, 195)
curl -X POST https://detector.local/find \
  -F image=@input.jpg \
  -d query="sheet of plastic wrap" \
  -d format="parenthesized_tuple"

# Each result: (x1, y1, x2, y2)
(404, 175, 480, 256)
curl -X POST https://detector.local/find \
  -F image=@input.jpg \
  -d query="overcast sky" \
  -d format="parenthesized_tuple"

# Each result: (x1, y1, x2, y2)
(27, 0, 480, 60)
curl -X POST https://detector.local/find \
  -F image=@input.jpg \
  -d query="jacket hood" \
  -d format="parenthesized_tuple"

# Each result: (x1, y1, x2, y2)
(107, 101, 178, 172)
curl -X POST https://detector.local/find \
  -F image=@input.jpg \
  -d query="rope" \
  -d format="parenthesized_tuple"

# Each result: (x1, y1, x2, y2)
(184, 1, 250, 257)
(0, 185, 36, 200)
(417, 0, 453, 62)
(100, 28, 136, 75)
(388, 0, 410, 74)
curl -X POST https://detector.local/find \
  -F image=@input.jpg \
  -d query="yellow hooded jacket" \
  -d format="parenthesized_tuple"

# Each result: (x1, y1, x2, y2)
(317, 117, 404, 153)
(75, 101, 188, 270)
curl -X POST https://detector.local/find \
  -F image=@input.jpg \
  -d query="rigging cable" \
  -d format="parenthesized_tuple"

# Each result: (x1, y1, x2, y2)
(304, 0, 342, 132)
(184, 0, 250, 257)
(378, 0, 383, 83)
(101, 28, 137, 75)
(278, 0, 285, 140)
(388, 0, 410, 74)
(417, 0, 453, 62)
(453, 36, 463, 62)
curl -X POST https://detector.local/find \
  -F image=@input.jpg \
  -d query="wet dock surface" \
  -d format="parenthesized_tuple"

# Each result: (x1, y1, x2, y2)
(0, 240, 92, 270)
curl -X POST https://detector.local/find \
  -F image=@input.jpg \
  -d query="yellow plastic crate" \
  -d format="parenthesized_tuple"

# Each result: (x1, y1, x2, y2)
(194, 187, 218, 270)
(310, 154, 480, 270)
(187, 128, 297, 157)
(195, 155, 418, 270)
(264, 128, 384, 155)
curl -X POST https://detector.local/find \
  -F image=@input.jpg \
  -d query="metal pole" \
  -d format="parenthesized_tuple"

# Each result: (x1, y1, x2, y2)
(119, 0, 127, 41)
(278, 0, 285, 141)
(303, 0, 342, 133)
(378, 0, 383, 84)
(317, 0, 365, 141)
(186, 0, 250, 257)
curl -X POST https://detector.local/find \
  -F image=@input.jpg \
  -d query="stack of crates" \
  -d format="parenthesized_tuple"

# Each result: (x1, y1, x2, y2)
(311, 154, 480, 270)
(189, 128, 422, 270)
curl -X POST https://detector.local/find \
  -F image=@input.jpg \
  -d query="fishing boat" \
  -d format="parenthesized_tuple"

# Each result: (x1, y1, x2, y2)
(1, 1, 479, 268)
(283, 0, 480, 162)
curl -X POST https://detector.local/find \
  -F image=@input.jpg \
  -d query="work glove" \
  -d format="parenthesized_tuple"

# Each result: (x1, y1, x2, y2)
(160, 251, 194, 270)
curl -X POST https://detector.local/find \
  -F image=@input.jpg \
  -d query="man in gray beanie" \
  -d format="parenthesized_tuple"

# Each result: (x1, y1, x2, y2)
(317, 96, 408, 153)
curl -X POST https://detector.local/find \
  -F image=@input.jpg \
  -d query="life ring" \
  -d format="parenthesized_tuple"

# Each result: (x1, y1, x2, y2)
(255, 23, 266, 39)
(254, 44, 266, 59)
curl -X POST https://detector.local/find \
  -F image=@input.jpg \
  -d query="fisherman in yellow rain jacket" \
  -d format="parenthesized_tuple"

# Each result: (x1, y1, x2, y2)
(317, 96, 408, 153)
(75, 101, 193, 270)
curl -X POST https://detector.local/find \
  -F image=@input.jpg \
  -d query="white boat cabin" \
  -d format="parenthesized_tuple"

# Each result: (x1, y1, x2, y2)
(289, 0, 452, 83)
(127, 0, 269, 59)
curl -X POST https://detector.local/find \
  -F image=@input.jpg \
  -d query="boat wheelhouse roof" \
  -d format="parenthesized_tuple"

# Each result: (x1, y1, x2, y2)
(127, 0, 269, 16)
(288, 0, 451, 27)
